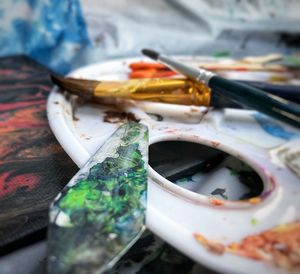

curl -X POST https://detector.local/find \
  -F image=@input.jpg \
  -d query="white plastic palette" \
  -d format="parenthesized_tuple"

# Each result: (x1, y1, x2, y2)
(47, 57, 300, 274)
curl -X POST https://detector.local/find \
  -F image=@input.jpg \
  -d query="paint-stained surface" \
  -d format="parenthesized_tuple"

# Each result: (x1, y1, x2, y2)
(253, 113, 298, 141)
(228, 221, 300, 269)
(48, 122, 148, 274)
(0, 56, 78, 247)
(194, 221, 300, 270)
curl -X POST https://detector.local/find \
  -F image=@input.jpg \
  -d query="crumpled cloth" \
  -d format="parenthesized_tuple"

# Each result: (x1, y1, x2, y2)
(1, 0, 300, 74)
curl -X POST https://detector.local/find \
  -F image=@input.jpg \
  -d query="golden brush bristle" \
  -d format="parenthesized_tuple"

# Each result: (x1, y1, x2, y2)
(50, 74, 97, 98)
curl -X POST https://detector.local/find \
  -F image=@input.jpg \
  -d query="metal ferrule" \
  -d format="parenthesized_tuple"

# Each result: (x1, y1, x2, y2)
(159, 55, 215, 85)
(195, 68, 215, 85)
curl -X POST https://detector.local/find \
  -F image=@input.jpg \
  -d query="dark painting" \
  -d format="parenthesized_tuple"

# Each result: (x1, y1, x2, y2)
(0, 56, 78, 249)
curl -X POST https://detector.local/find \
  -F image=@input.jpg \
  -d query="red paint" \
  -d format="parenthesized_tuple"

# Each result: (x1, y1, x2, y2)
(209, 197, 224, 206)
(0, 69, 17, 75)
(0, 106, 47, 133)
(0, 171, 40, 198)
(0, 99, 45, 112)
(164, 129, 177, 134)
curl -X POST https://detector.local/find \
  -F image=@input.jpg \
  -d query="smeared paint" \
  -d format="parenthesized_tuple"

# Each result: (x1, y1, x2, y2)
(248, 197, 261, 204)
(211, 141, 220, 148)
(209, 197, 224, 206)
(164, 129, 178, 134)
(253, 113, 297, 140)
(250, 218, 258, 226)
(103, 110, 140, 124)
(195, 220, 300, 270)
(190, 106, 200, 113)
(228, 221, 300, 269)
(194, 233, 225, 255)
(48, 122, 148, 274)
(213, 51, 231, 58)
(146, 112, 163, 122)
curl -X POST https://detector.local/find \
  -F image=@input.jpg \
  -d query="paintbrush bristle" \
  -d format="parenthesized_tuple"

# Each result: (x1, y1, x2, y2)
(51, 74, 96, 99)
(141, 49, 159, 60)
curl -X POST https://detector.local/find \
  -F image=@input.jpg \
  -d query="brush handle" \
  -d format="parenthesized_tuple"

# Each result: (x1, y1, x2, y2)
(237, 80, 300, 104)
(209, 76, 300, 128)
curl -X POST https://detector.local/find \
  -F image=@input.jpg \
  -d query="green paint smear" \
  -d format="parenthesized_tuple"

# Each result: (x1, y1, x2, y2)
(58, 140, 147, 230)
(251, 218, 258, 226)
(283, 55, 300, 67)
(229, 169, 239, 176)
(213, 51, 231, 58)
(48, 122, 148, 274)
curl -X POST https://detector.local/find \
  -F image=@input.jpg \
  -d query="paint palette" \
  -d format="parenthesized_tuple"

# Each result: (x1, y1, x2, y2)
(47, 57, 300, 274)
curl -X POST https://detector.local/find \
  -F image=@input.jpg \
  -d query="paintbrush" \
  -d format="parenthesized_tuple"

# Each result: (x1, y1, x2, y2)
(51, 74, 225, 107)
(141, 49, 300, 128)
(50, 74, 274, 109)
(51, 74, 300, 110)
(235, 80, 300, 104)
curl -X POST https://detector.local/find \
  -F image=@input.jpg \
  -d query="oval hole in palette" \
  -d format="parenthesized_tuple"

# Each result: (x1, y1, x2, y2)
(149, 141, 264, 201)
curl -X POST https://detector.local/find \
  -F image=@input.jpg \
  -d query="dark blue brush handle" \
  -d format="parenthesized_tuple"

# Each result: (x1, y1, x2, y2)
(209, 76, 300, 128)
(237, 80, 300, 104)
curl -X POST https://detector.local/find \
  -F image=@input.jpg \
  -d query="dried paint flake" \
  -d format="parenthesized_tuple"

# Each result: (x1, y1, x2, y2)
(194, 233, 225, 255)
(209, 197, 224, 206)
(211, 141, 220, 148)
(103, 111, 140, 124)
(190, 106, 199, 113)
(248, 197, 261, 204)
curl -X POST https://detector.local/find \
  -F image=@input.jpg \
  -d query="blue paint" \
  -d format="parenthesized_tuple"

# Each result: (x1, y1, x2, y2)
(26, 0, 37, 9)
(0, 0, 91, 74)
(140, 191, 147, 207)
(13, 19, 33, 51)
(253, 113, 298, 140)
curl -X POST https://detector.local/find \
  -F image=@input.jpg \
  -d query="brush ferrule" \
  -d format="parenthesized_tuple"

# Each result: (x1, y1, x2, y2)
(195, 68, 215, 85)
(159, 55, 215, 85)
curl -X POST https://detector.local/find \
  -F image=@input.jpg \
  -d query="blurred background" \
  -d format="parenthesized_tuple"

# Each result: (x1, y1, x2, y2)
(1, 0, 300, 74)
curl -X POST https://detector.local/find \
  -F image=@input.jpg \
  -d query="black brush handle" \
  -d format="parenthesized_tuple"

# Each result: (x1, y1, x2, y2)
(237, 80, 300, 104)
(209, 76, 300, 128)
